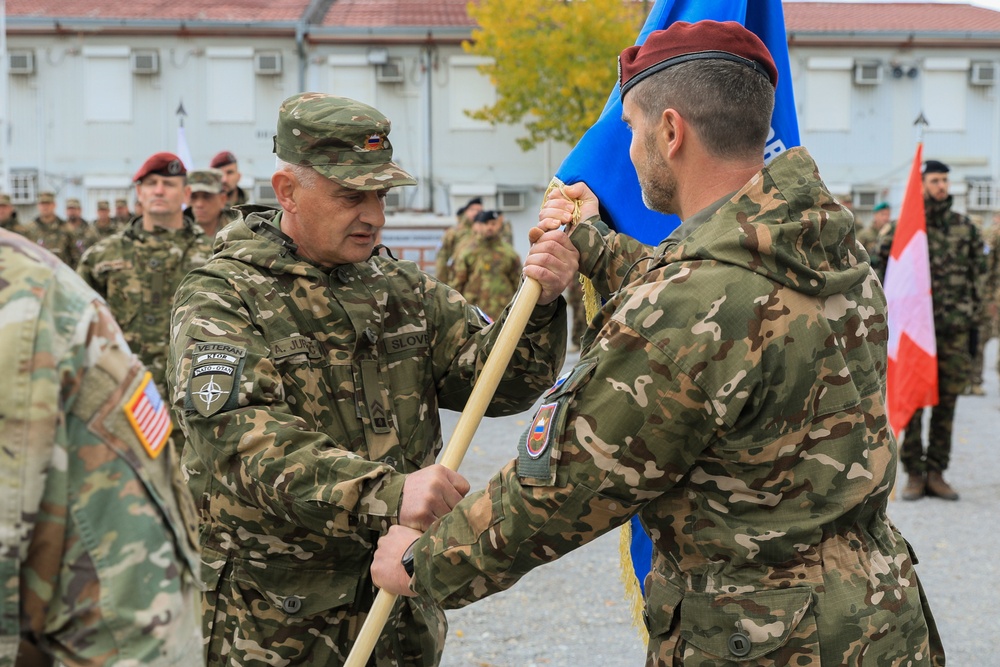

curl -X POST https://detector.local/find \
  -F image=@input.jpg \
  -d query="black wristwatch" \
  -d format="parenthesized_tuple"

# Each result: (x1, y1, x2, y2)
(401, 539, 418, 577)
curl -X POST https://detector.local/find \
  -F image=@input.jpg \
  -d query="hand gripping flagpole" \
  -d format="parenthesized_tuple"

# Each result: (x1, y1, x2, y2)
(344, 181, 580, 667)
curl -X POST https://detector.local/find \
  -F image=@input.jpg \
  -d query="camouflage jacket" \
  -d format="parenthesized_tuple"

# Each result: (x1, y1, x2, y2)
(408, 148, 943, 666)
(68, 218, 100, 261)
(434, 219, 474, 284)
(0, 212, 19, 232)
(0, 230, 202, 665)
(167, 208, 566, 658)
(451, 235, 523, 320)
(877, 195, 986, 332)
(20, 216, 77, 266)
(93, 219, 123, 239)
(77, 216, 215, 399)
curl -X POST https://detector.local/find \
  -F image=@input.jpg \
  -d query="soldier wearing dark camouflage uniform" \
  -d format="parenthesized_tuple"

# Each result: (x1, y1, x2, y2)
(451, 209, 522, 320)
(877, 160, 986, 501)
(188, 167, 239, 240)
(0, 193, 19, 232)
(167, 93, 575, 666)
(211, 150, 250, 207)
(65, 196, 100, 261)
(0, 228, 202, 665)
(77, 152, 215, 406)
(434, 196, 482, 284)
(93, 199, 121, 238)
(374, 21, 943, 667)
(20, 190, 77, 266)
(857, 200, 891, 258)
(113, 197, 132, 226)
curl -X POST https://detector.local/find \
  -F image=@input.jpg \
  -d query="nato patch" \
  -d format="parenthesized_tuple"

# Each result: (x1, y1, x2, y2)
(188, 342, 246, 417)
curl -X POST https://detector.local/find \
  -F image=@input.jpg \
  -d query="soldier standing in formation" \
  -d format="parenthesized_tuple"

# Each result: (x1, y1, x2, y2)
(167, 92, 576, 666)
(65, 196, 100, 260)
(374, 21, 943, 666)
(858, 200, 891, 257)
(878, 159, 986, 501)
(113, 197, 132, 226)
(211, 150, 249, 207)
(188, 167, 240, 241)
(450, 209, 522, 321)
(0, 193, 19, 231)
(20, 190, 76, 266)
(93, 199, 120, 238)
(435, 196, 482, 285)
(77, 152, 214, 416)
(1, 228, 202, 665)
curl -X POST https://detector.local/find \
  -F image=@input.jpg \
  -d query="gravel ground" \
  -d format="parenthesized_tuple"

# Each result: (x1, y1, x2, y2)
(433, 340, 1000, 666)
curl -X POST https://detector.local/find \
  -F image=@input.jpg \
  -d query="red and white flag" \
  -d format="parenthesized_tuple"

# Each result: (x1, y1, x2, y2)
(884, 143, 938, 437)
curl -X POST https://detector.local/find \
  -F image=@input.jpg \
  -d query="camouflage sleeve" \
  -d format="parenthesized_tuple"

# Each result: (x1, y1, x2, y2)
(971, 222, 988, 326)
(569, 217, 656, 298)
(450, 246, 470, 295)
(410, 312, 716, 607)
(427, 273, 568, 416)
(872, 224, 894, 285)
(169, 279, 410, 534)
(434, 229, 453, 283)
(75, 244, 106, 297)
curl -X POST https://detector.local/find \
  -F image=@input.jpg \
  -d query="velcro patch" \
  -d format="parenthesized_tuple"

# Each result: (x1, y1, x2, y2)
(124, 372, 172, 459)
(518, 402, 560, 481)
(188, 342, 246, 417)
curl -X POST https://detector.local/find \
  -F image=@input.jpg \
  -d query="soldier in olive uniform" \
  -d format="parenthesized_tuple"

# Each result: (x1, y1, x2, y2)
(93, 199, 120, 238)
(857, 200, 891, 258)
(20, 190, 76, 266)
(77, 152, 215, 408)
(1, 228, 202, 665)
(211, 150, 250, 207)
(113, 197, 132, 226)
(188, 168, 239, 240)
(374, 22, 943, 667)
(65, 196, 100, 261)
(451, 209, 522, 320)
(877, 160, 986, 501)
(435, 196, 482, 285)
(0, 193, 20, 232)
(167, 93, 575, 667)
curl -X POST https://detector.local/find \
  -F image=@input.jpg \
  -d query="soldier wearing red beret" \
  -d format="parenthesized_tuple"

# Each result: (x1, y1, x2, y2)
(210, 150, 249, 207)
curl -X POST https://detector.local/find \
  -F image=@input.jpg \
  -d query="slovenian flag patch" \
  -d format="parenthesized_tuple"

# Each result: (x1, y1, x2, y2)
(124, 372, 172, 459)
(526, 402, 558, 459)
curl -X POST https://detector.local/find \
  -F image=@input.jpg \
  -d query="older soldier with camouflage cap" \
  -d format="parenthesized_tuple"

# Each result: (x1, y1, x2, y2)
(167, 92, 576, 666)
(374, 21, 943, 666)
(1, 228, 202, 664)
(188, 167, 238, 240)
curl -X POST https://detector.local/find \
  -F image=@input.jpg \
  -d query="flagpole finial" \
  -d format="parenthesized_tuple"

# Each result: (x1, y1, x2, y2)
(176, 101, 187, 127)
(913, 112, 928, 143)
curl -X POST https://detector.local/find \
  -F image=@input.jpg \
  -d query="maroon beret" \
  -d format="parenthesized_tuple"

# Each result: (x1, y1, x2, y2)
(133, 152, 186, 183)
(619, 21, 777, 99)
(210, 150, 238, 168)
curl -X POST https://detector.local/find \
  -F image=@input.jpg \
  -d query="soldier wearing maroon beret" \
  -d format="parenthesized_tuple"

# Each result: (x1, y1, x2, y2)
(373, 20, 944, 666)
(77, 151, 216, 449)
(210, 149, 249, 207)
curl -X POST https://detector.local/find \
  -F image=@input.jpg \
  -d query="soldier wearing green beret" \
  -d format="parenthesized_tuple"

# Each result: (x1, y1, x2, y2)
(20, 191, 76, 266)
(167, 92, 577, 666)
(374, 20, 942, 667)
(1, 228, 203, 664)
(857, 201, 891, 258)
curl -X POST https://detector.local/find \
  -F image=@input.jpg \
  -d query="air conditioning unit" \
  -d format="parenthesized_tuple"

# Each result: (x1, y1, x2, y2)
(131, 50, 160, 75)
(255, 51, 283, 76)
(254, 181, 278, 204)
(498, 190, 526, 212)
(9, 49, 35, 75)
(854, 61, 882, 85)
(970, 61, 996, 86)
(384, 190, 404, 211)
(853, 190, 879, 210)
(376, 58, 405, 84)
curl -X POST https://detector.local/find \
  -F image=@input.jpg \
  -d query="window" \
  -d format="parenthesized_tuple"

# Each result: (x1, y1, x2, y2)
(967, 179, 997, 210)
(207, 47, 255, 123)
(805, 57, 852, 132)
(448, 56, 495, 131)
(922, 58, 969, 132)
(84, 46, 132, 122)
(9, 170, 39, 204)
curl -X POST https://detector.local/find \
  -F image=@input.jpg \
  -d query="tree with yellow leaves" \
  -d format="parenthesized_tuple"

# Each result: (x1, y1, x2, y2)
(465, 0, 644, 151)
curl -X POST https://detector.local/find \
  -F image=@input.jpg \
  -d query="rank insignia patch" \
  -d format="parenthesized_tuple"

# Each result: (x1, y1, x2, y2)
(188, 342, 246, 417)
(124, 372, 172, 459)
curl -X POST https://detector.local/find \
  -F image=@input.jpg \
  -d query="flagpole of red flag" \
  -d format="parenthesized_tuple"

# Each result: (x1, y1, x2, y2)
(884, 115, 938, 441)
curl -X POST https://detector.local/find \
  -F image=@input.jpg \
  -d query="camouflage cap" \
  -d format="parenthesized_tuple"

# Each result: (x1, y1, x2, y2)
(66, 198, 82, 209)
(0, 194, 11, 205)
(38, 191, 56, 204)
(273, 92, 416, 191)
(97, 200, 110, 210)
(115, 198, 129, 207)
(188, 168, 225, 194)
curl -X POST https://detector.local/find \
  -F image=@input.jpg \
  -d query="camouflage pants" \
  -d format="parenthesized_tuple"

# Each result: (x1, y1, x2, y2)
(201, 551, 445, 666)
(902, 330, 969, 474)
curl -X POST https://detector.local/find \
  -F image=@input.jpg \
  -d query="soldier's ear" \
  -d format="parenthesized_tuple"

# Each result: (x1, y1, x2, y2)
(272, 171, 297, 212)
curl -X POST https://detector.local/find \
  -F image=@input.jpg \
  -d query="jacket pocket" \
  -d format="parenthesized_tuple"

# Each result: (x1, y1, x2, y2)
(678, 587, 818, 664)
(230, 557, 360, 619)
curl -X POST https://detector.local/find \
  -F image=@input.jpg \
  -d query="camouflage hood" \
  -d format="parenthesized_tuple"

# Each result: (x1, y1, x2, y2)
(211, 205, 331, 277)
(658, 147, 867, 298)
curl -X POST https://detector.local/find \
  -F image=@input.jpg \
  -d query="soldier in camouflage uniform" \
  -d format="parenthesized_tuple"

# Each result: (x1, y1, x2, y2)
(876, 160, 986, 501)
(211, 150, 250, 207)
(374, 22, 943, 667)
(0, 228, 202, 665)
(93, 199, 121, 238)
(78, 152, 215, 410)
(434, 196, 482, 284)
(65, 196, 100, 261)
(189, 167, 239, 240)
(167, 93, 575, 666)
(857, 200, 891, 258)
(113, 197, 133, 226)
(451, 209, 522, 320)
(19, 190, 77, 266)
(0, 193, 20, 232)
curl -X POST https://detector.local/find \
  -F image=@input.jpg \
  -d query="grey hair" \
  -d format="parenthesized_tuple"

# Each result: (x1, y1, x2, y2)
(629, 59, 774, 160)
(275, 158, 320, 188)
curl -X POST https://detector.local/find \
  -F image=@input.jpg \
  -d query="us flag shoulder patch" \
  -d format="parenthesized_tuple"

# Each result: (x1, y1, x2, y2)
(124, 372, 172, 459)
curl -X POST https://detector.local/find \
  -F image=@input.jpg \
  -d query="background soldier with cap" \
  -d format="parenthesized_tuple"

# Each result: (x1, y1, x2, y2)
(188, 167, 238, 240)
(0, 193, 19, 232)
(451, 209, 522, 320)
(210, 150, 249, 207)
(20, 190, 76, 266)
(77, 152, 214, 412)
(858, 200, 891, 257)
(65, 196, 99, 262)
(877, 159, 986, 501)
(1, 228, 203, 665)
(93, 199, 120, 238)
(113, 197, 132, 226)
(167, 92, 576, 666)
(374, 20, 942, 666)
(435, 196, 483, 285)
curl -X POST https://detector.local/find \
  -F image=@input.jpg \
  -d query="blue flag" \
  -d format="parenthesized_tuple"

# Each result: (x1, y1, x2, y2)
(555, 0, 800, 594)
(556, 0, 799, 245)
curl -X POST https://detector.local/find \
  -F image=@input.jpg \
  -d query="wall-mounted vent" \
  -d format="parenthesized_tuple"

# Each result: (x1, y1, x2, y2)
(255, 51, 283, 75)
(376, 58, 405, 84)
(854, 61, 882, 85)
(498, 190, 526, 211)
(9, 50, 35, 75)
(970, 61, 996, 86)
(131, 50, 160, 74)
(254, 181, 278, 204)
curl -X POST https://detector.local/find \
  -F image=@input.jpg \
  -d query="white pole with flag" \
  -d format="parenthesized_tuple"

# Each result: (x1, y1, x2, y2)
(175, 100, 194, 170)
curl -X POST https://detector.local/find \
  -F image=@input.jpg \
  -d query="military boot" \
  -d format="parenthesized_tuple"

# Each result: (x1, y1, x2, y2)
(901, 473, 925, 501)
(926, 471, 959, 500)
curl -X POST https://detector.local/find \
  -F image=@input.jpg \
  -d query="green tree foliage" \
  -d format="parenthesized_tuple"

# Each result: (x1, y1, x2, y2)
(465, 0, 644, 151)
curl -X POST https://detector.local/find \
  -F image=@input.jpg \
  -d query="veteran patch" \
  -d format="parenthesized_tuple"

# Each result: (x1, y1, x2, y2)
(188, 342, 246, 417)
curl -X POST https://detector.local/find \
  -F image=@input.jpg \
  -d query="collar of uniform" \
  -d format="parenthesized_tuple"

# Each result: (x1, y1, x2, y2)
(651, 190, 738, 265)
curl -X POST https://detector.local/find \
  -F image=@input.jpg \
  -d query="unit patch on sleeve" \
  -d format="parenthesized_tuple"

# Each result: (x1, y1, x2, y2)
(187, 342, 247, 417)
(517, 402, 560, 481)
(124, 372, 172, 459)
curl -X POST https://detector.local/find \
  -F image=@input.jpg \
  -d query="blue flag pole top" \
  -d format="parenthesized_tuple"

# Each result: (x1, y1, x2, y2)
(555, 0, 800, 594)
